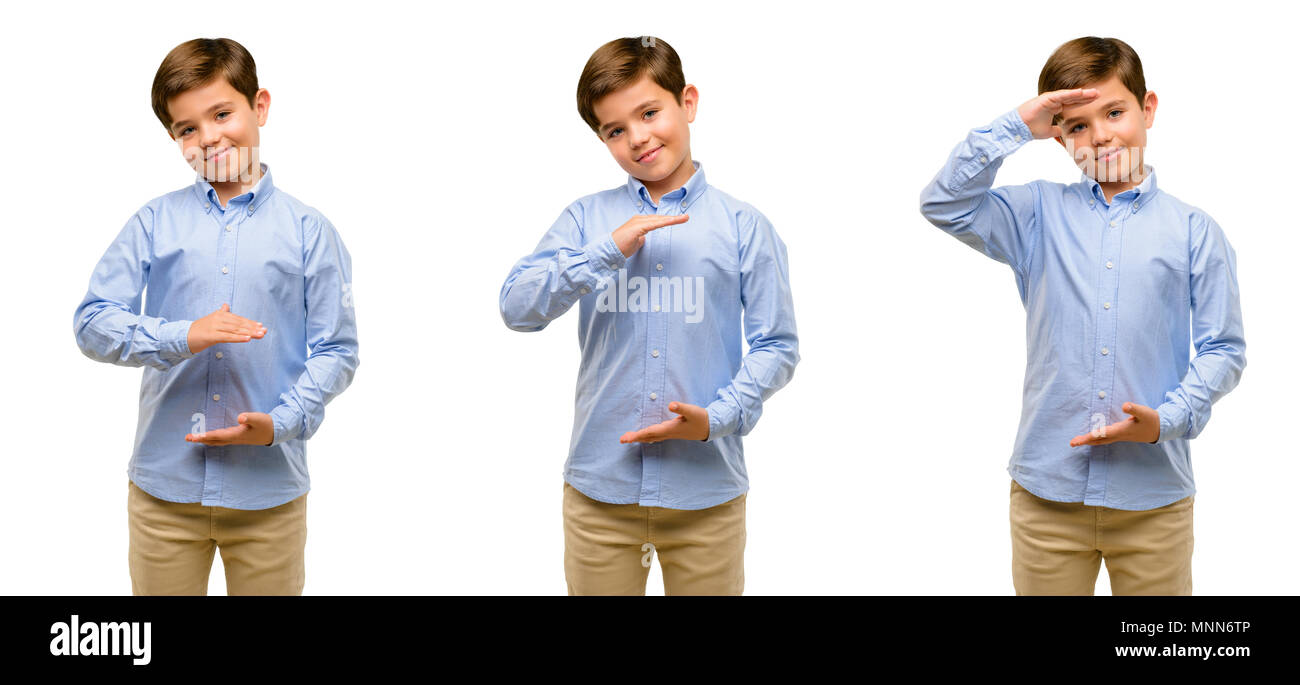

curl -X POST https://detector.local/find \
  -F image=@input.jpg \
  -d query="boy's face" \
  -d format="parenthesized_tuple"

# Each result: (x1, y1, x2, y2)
(1055, 74, 1157, 185)
(166, 77, 270, 183)
(592, 75, 697, 192)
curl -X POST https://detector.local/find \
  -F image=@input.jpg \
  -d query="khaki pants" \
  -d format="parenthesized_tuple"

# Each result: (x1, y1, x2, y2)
(1009, 479, 1193, 595)
(127, 480, 307, 596)
(562, 482, 746, 595)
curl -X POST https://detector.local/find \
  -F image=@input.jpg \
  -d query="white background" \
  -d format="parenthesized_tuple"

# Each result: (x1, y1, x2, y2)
(2, 0, 1294, 595)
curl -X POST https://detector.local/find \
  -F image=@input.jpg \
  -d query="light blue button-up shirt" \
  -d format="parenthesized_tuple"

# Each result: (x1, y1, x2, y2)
(500, 161, 799, 509)
(73, 164, 360, 509)
(920, 110, 1246, 510)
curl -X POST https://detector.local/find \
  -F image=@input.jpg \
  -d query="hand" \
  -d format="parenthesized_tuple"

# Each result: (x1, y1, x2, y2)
(187, 303, 267, 355)
(1069, 402, 1160, 447)
(186, 412, 274, 447)
(619, 401, 710, 444)
(612, 214, 689, 258)
(1017, 88, 1100, 140)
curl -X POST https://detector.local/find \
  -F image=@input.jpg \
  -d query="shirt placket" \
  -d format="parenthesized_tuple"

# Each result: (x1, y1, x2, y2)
(200, 196, 249, 505)
(1084, 192, 1126, 505)
(635, 190, 681, 507)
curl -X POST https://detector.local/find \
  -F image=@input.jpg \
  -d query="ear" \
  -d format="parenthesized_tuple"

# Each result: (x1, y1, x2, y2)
(1142, 90, 1158, 129)
(255, 88, 271, 127)
(681, 84, 699, 124)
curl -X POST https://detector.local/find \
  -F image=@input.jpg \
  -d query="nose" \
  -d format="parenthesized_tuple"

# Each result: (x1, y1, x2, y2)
(628, 121, 651, 149)
(1090, 121, 1113, 148)
(200, 125, 223, 153)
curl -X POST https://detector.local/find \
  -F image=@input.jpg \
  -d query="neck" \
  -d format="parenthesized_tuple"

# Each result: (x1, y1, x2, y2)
(209, 160, 262, 208)
(643, 154, 694, 205)
(1097, 163, 1146, 203)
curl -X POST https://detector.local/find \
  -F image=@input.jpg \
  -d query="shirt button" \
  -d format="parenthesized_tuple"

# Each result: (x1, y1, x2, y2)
(215, 352, 223, 359)
(651, 349, 660, 358)
(649, 392, 658, 400)
(213, 394, 221, 401)
(579, 287, 589, 295)
(1109, 221, 1117, 227)
(1104, 302, 1111, 309)
(979, 156, 988, 163)
(1098, 391, 1106, 399)
(225, 224, 233, 231)
(1089, 200, 1095, 207)
(1014, 134, 1022, 142)
(1101, 347, 1109, 355)
(221, 266, 229, 274)
(205, 202, 211, 210)
(680, 201, 687, 209)
(656, 263, 664, 271)
(653, 305, 661, 312)
(1133, 202, 1139, 210)
(1106, 261, 1113, 269)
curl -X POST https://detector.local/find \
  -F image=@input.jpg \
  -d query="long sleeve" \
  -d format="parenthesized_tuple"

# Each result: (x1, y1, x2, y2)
(499, 204, 627, 332)
(73, 207, 195, 371)
(268, 215, 360, 446)
(1155, 213, 1246, 442)
(919, 109, 1041, 287)
(704, 208, 799, 441)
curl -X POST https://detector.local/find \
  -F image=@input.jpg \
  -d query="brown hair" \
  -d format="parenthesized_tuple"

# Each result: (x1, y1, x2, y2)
(576, 36, 685, 134)
(152, 38, 259, 135)
(1039, 37, 1146, 123)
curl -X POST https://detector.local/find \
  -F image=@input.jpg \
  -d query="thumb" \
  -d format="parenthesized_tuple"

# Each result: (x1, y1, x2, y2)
(669, 401, 686, 416)
(219, 303, 231, 312)
(237, 413, 249, 425)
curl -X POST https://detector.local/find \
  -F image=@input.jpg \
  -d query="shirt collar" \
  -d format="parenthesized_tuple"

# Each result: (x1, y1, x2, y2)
(1083, 164, 1158, 206)
(624, 160, 707, 211)
(193, 162, 275, 214)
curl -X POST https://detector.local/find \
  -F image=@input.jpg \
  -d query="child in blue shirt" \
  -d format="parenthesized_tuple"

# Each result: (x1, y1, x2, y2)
(73, 38, 359, 595)
(500, 36, 799, 595)
(920, 36, 1245, 595)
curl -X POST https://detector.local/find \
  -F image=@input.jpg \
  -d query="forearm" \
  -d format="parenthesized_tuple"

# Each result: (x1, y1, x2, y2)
(73, 301, 193, 370)
(705, 333, 799, 442)
(499, 233, 626, 332)
(268, 342, 360, 445)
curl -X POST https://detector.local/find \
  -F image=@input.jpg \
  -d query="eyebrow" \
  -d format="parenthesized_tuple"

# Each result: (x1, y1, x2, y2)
(1060, 99, 1131, 128)
(170, 101, 236, 132)
(598, 99, 662, 136)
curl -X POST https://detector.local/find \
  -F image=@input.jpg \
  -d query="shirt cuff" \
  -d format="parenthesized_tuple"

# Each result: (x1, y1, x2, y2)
(584, 234, 627, 278)
(268, 404, 301, 446)
(160, 320, 195, 362)
(1154, 402, 1189, 443)
(982, 109, 1034, 156)
(703, 400, 738, 443)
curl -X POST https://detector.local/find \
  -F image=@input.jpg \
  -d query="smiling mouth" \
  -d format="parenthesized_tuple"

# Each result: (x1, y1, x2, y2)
(637, 145, 663, 163)
(1096, 148, 1123, 163)
(206, 146, 232, 161)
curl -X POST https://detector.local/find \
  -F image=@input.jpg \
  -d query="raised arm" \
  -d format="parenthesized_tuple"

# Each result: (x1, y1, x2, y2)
(73, 208, 195, 370)
(498, 204, 687, 332)
(919, 90, 1099, 281)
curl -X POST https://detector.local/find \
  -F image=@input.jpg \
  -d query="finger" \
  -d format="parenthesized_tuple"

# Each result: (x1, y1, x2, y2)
(637, 213, 690, 235)
(1045, 88, 1100, 107)
(1069, 433, 1093, 448)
